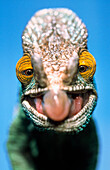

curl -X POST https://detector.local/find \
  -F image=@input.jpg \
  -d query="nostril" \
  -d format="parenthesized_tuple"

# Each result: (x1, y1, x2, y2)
(43, 90, 71, 121)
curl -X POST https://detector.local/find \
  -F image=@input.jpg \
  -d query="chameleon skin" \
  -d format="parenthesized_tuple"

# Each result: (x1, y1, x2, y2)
(7, 8, 98, 170)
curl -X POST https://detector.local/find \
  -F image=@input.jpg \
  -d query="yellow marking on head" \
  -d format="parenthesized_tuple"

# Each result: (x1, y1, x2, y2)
(79, 50, 96, 80)
(16, 53, 33, 84)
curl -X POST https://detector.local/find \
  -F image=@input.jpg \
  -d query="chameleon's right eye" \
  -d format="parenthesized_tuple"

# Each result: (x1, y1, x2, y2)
(23, 69, 33, 76)
(16, 53, 33, 85)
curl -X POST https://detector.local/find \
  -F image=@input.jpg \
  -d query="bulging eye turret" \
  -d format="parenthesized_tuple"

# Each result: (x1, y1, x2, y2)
(16, 53, 33, 85)
(79, 50, 96, 80)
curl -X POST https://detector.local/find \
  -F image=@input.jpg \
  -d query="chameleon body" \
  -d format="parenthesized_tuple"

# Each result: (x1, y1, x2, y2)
(7, 8, 98, 170)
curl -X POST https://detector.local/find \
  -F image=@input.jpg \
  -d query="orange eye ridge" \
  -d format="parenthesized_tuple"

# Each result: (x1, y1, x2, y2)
(79, 50, 96, 80)
(16, 53, 33, 84)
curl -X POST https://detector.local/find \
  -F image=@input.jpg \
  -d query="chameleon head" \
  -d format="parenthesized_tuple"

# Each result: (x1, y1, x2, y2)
(16, 8, 97, 133)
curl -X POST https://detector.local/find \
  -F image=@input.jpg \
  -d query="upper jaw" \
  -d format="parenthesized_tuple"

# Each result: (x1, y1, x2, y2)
(21, 84, 97, 133)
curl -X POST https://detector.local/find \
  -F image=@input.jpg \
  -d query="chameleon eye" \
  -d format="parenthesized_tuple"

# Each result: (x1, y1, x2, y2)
(79, 65, 88, 73)
(79, 50, 96, 80)
(23, 69, 33, 76)
(16, 53, 33, 84)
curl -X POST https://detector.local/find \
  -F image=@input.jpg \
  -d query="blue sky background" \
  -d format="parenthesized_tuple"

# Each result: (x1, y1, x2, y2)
(0, 0, 110, 169)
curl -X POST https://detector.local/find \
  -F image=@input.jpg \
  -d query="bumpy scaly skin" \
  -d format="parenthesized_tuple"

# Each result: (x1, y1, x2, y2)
(7, 8, 98, 170)
(20, 8, 97, 132)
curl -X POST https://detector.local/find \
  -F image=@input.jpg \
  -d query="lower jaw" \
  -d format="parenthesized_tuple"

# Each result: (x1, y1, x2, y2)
(22, 93, 97, 133)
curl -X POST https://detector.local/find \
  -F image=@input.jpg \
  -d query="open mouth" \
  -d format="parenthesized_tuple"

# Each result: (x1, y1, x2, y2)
(21, 86, 97, 132)
(24, 90, 90, 119)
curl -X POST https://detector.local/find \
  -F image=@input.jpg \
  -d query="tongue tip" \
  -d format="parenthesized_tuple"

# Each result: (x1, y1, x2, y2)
(43, 90, 71, 122)
(43, 103, 70, 122)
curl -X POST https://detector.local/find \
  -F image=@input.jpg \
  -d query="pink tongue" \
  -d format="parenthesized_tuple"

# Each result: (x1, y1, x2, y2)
(34, 94, 83, 121)
(35, 98, 44, 114)
(42, 90, 71, 121)
(69, 96, 83, 117)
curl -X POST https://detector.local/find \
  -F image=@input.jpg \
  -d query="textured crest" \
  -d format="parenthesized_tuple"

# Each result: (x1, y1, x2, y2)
(22, 8, 88, 54)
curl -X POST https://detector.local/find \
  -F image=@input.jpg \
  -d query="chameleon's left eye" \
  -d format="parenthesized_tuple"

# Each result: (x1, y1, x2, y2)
(16, 53, 33, 84)
(79, 50, 96, 80)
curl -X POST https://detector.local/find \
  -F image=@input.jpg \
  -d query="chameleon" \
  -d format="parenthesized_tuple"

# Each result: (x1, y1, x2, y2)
(7, 8, 98, 170)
